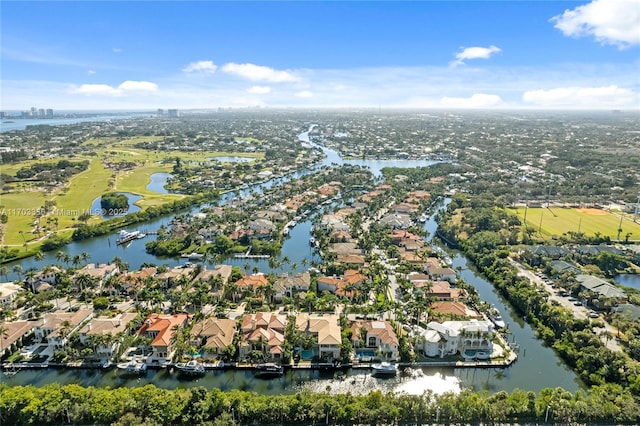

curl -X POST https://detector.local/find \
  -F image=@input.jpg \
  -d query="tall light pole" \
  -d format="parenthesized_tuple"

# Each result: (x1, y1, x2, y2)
(635, 191, 640, 223)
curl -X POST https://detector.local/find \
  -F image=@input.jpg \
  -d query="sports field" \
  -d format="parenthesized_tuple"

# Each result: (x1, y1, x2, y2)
(508, 206, 640, 241)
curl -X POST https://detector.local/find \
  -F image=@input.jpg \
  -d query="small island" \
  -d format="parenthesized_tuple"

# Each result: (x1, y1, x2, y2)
(100, 192, 129, 215)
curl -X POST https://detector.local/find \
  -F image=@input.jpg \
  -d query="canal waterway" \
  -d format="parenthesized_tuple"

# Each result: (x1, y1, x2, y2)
(1, 128, 583, 394)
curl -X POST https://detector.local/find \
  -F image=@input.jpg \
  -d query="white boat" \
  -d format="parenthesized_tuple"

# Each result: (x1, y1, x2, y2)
(418, 213, 428, 223)
(174, 359, 205, 376)
(371, 362, 397, 377)
(254, 363, 284, 379)
(116, 360, 147, 374)
(488, 307, 506, 329)
(116, 230, 143, 245)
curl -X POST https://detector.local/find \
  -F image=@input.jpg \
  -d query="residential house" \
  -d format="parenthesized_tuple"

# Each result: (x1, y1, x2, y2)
(190, 317, 236, 360)
(194, 264, 233, 285)
(417, 320, 494, 358)
(34, 309, 94, 349)
(26, 266, 61, 292)
(295, 313, 342, 362)
(74, 263, 120, 290)
(430, 301, 481, 319)
(156, 266, 195, 289)
(392, 202, 419, 215)
(0, 320, 35, 358)
(78, 312, 137, 359)
(118, 267, 157, 296)
(317, 270, 366, 299)
(378, 213, 412, 229)
(233, 274, 269, 302)
(272, 272, 311, 301)
(137, 313, 190, 363)
(351, 320, 399, 361)
(0, 282, 22, 309)
(425, 263, 457, 283)
(239, 312, 287, 361)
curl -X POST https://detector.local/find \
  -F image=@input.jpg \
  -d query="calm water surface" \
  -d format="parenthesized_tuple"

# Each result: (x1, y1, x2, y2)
(146, 172, 173, 194)
(614, 274, 640, 290)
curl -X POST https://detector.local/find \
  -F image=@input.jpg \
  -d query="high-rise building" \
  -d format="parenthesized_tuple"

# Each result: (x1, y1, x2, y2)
(168, 109, 179, 118)
(46, 109, 54, 118)
(157, 109, 164, 116)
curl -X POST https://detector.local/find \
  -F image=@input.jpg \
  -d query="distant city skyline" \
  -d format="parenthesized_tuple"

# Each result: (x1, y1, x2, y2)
(1, 0, 638, 110)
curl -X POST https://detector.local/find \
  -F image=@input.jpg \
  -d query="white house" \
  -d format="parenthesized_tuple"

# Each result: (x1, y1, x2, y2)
(417, 320, 494, 359)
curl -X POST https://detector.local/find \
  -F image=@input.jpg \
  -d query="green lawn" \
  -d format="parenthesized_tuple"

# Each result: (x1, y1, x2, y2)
(507, 206, 640, 241)
(52, 156, 112, 228)
(0, 192, 47, 245)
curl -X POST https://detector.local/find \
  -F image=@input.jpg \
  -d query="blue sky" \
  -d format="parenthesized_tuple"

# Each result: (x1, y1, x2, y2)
(1, 0, 639, 110)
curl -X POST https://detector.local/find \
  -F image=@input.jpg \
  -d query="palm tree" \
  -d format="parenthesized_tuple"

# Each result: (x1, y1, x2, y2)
(12, 265, 24, 282)
(34, 252, 45, 261)
(0, 266, 8, 281)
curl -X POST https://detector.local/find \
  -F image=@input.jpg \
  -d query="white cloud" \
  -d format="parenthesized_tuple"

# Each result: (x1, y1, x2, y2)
(182, 60, 218, 74)
(87, 70, 96, 75)
(295, 90, 313, 98)
(112, 48, 123, 53)
(118, 80, 158, 91)
(439, 93, 504, 108)
(71, 80, 158, 97)
(71, 83, 121, 96)
(247, 85, 272, 94)
(523, 85, 638, 107)
(450, 45, 501, 67)
(221, 62, 300, 82)
(551, 0, 640, 48)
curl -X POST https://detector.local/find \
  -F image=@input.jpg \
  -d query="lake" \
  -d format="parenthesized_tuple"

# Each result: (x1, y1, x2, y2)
(614, 273, 640, 290)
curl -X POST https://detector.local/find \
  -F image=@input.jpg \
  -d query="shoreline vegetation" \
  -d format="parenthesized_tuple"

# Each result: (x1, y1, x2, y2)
(1, 382, 638, 425)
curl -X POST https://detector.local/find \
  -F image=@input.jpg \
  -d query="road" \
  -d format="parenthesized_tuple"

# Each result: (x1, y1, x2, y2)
(509, 258, 622, 353)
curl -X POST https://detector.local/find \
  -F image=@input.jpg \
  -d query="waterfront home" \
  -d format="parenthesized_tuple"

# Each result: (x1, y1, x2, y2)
(25, 266, 61, 292)
(351, 320, 399, 361)
(0, 320, 35, 358)
(319, 214, 350, 232)
(417, 320, 494, 358)
(74, 263, 119, 290)
(295, 313, 342, 362)
(409, 278, 465, 301)
(34, 309, 93, 350)
(156, 266, 195, 289)
(189, 317, 236, 360)
(239, 312, 286, 362)
(429, 301, 482, 319)
(424, 260, 456, 283)
(137, 313, 190, 363)
(0, 282, 22, 309)
(406, 190, 431, 203)
(78, 312, 138, 359)
(193, 264, 232, 285)
(272, 272, 311, 302)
